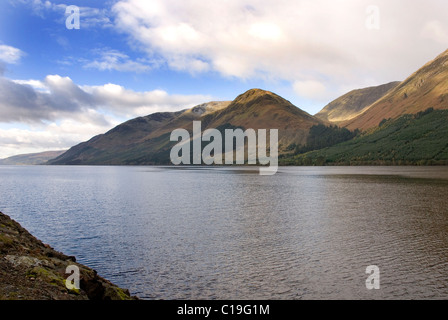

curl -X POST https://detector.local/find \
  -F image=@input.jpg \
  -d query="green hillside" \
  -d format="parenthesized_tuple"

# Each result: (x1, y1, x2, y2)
(281, 108, 448, 166)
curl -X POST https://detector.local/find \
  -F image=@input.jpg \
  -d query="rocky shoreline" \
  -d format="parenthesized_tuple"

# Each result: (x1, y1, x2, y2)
(0, 211, 136, 300)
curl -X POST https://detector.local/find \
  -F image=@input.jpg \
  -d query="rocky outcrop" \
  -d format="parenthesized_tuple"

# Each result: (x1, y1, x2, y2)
(0, 212, 137, 300)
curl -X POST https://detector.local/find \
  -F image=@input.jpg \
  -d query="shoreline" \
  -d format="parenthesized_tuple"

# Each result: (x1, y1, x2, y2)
(0, 211, 137, 300)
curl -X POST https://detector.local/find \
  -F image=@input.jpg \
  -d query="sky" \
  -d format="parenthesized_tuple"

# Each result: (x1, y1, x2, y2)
(0, 0, 447, 158)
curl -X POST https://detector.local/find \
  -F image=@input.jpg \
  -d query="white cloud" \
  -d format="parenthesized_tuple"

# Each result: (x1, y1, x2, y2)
(12, 79, 48, 91)
(112, 0, 448, 98)
(421, 20, 448, 44)
(17, 0, 112, 28)
(83, 50, 154, 73)
(293, 80, 329, 101)
(0, 73, 212, 157)
(0, 45, 25, 64)
(248, 22, 285, 41)
(84, 83, 212, 118)
(1, 74, 211, 123)
(0, 119, 117, 158)
(76, 6, 113, 29)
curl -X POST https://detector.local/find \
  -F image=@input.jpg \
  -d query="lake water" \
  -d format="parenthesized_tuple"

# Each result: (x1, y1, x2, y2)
(0, 166, 447, 300)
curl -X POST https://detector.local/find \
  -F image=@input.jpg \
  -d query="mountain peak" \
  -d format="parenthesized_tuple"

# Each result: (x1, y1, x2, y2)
(232, 88, 288, 107)
(236, 88, 277, 99)
(240, 88, 274, 96)
(49, 88, 323, 165)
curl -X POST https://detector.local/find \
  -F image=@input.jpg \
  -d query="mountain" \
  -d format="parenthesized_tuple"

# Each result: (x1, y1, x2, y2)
(49, 89, 324, 165)
(48, 46, 448, 167)
(48, 101, 230, 165)
(201, 89, 324, 146)
(315, 82, 400, 124)
(343, 49, 448, 131)
(0, 151, 66, 165)
(283, 108, 448, 166)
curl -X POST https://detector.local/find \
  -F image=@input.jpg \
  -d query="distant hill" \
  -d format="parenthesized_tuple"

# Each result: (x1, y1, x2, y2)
(49, 89, 324, 165)
(282, 108, 448, 165)
(315, 82, 400, 124)
(0, 151, 67, 165)
(343, 49, 448, 131)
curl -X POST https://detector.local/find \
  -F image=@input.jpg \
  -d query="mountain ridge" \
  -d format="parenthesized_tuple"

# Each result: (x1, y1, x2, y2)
(49, 89, 323, 165)
(343, 48, 448, 131)
(48, 48, 448, 166)
(315, 82, 400, 124)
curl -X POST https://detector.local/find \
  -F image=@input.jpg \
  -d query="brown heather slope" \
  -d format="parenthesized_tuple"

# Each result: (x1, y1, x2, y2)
(0, 211, 136, 300)
(202, 89, 325, 147)
(343, 49, 448, 131)
(48, 101, 231, 165)
(49, 89, 324, 165)
(315, 82, 400, 124)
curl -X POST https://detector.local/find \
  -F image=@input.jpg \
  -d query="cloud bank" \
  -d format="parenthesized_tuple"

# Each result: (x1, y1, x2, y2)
(0, 74, 211, 158)
(113, 0, 448, 95)
(1, 74, 211, 124)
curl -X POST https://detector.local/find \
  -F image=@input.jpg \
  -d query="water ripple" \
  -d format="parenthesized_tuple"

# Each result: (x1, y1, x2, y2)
(1, 166, 448, 299)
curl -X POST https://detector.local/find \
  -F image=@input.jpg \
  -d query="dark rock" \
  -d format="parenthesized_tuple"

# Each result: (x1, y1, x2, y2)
(0, 211, 138, 300)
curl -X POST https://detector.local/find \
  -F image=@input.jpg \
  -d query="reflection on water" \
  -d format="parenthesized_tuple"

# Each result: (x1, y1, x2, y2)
(0, 166, 447, 299)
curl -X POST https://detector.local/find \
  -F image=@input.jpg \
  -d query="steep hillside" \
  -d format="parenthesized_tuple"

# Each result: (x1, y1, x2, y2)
(344, 49, 448, 131)
(49, 89, 323, 165)
(48, 102, 230, 165)
(282, 108, 448, 165)
(315, 82, 400, 124)
(202, 89, 324, 147)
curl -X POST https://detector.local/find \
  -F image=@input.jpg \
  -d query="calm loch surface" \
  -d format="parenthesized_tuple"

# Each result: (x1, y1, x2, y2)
(0, 166, 447, 299)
